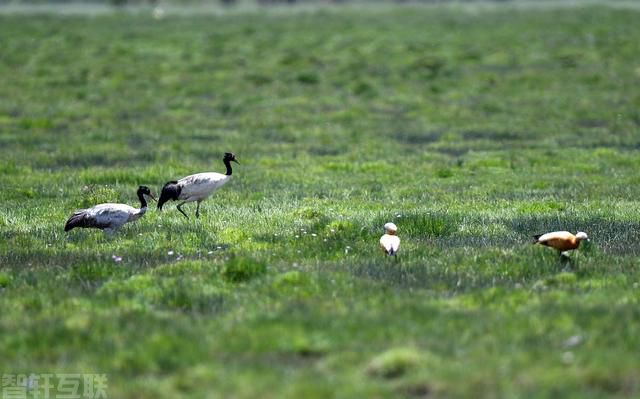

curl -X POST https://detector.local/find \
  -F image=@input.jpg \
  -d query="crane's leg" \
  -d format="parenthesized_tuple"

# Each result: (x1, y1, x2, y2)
(176, 202, 189, 219)
(196, 201, 201, 218)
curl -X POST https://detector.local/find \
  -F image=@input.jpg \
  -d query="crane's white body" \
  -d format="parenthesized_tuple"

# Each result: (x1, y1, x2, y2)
(68, 203, 147, 234)
(157, 152, 238, 219)
(176, 172, 231, 203)
(380, 234, 400, 255)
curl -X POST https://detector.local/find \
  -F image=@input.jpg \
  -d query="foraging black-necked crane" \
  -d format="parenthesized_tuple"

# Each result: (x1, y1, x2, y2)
(379, 222, 400, 256)
(533, 231, 589, 256)
(64, 185, 156, 234)
(157, 152, 239, 219)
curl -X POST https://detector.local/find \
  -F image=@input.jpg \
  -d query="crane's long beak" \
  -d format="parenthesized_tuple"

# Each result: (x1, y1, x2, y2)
(148, 193, 157, 202)
(233, 159, 240, 165)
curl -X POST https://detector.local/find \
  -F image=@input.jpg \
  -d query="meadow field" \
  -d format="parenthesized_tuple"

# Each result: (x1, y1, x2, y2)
(1, 2, 640, 398)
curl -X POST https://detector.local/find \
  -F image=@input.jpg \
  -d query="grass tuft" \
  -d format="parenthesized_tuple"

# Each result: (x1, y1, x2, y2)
(221, 255, 267, 283)
(366, 347, 423, 379)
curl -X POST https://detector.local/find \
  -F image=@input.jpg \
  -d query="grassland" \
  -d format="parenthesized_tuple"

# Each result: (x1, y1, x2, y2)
(1, 3, 640, 398)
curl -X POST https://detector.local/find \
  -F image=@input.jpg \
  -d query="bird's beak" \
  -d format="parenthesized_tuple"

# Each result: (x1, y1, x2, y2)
(148, 193, 157, 202)
(233, 159, 240, 165)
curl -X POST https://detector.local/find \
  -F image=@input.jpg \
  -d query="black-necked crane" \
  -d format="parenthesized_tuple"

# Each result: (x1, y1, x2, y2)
(64, 185, 156, 234)
(533, 231, 589, 256)
(379, 222, 400, 256)
(157, 152, 239, 219)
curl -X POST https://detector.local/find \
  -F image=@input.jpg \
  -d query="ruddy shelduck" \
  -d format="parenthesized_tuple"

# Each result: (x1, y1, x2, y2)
(380, 222, 400, 256)
(533, 231, 589, 254)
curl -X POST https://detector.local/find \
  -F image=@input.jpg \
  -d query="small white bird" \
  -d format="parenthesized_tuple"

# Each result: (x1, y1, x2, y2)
(533, 231, 589, 255)
(157, 152, 239, 219)
(64, 185, 156, 234)
(379, 222, 400, 256)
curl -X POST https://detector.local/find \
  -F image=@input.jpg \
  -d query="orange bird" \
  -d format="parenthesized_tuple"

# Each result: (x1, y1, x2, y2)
(533, 231, 589, 255)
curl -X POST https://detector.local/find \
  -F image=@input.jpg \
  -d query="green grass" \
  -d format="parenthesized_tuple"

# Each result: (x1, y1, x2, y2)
(1, 3, 640, 398)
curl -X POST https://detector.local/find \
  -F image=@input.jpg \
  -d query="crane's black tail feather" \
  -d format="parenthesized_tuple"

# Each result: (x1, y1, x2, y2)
(532, 234, 543, 243)
(157, 181, 181, 210)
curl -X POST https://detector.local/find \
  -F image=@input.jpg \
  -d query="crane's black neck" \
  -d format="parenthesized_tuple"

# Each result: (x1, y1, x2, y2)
(223, 159, 233, 176)
(137, 191, 148, 208)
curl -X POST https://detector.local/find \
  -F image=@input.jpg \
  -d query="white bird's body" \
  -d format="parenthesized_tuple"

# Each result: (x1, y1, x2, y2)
(380, 234, 400, 256)
(175, 172, 231, 203)
(65, 186, 155, 234)
(157, 152, 239, 219)
(68, 204, 146, 233)
(380, 222, 400, 256)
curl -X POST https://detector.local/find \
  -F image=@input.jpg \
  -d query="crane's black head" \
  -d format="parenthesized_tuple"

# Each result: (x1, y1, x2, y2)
(137, 185, 156, 201)
(224, 152, 239, 164)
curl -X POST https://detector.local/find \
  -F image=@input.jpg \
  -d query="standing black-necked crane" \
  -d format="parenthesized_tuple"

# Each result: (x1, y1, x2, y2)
(64, 185, 156, 234)
(379, 222, 400, 256)
(157, 152, 239, 219)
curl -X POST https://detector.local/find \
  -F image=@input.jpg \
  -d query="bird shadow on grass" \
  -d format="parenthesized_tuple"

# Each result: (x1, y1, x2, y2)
(1, 249, 172, 271)
(371, 212, 460, 239)
(336, 212, 640, 291)
(371, 212, 524, 251)
(508, 215, 640, 256)
(368, 212, 640, 256)
(393, 130, 442, 146)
